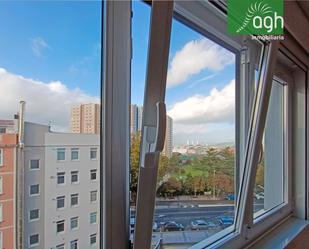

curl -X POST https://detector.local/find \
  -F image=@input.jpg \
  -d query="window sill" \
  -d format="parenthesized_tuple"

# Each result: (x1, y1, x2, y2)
(249, 217, 309, 249)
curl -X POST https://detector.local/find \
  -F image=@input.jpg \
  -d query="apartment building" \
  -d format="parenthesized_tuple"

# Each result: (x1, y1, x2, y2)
(0, 124, 18, 249)
(130, 104, 138, 134)
(71, 104, 100, 134)
(162, 116, 173, 158)
(130, 105, 173, 158)
(23, 122, 100, 249)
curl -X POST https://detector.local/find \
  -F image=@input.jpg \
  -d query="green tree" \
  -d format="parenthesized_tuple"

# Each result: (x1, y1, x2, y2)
(130, 132, 141, 196)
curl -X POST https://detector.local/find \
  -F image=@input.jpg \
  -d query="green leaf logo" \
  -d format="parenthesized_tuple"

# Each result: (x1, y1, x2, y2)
(236, 1, 273, 33)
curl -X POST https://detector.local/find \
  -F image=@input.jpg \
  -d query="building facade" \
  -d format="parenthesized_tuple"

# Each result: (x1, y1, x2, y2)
(0, 131, 18, 249)
(23, 122, 100, 249)
(162, 115, 173, 158)
(130, 104, 138, 134)
(70, 104, 100, 134)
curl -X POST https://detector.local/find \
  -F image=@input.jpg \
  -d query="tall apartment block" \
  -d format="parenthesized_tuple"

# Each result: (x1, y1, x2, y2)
(130, 104, 138, 134)
(71, 104, 100, 134)
(0, 120, 18, 249)
(23, 122, 100, 249)
(130, 104, 173, 158)
(162, 115, 173, 158)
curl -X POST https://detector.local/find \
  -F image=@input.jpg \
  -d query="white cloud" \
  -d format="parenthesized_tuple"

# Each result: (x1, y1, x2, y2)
(0, 68, 99, 131)
(167, 38, 234, 87)
(168, 79, 235, 124)
(31, 37, 50, 57)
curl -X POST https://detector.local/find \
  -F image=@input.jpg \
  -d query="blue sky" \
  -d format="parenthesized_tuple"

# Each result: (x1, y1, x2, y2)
(0, 1, 101, 96)
(0, 1, 236, 144)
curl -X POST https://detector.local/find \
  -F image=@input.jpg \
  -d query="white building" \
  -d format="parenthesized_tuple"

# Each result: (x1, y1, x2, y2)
(23, 122, 100, 249)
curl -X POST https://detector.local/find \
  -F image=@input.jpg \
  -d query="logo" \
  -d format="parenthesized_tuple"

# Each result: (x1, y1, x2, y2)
(228, 0, 284, 35)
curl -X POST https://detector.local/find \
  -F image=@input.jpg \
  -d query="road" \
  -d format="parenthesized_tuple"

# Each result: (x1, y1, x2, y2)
(131, 200, 264, 229)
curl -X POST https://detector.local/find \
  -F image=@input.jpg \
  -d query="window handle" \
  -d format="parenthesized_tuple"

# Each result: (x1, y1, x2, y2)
(154, 101, 166, 152)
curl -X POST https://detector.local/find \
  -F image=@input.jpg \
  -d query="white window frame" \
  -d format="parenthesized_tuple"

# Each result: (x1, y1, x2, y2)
(57, 172, 65, 185)
(29, 209, 40, 222)
(0, 149, 3, 167)
(57, 148, 66, 161)
(90, 147, 98, 160)
(90, 169, 97, 181)
(71, 171, 79, 184)
(90, 190, 97, 203)
(29, 234, 39, 247)
(56, 196, 65, 210)
(29, 184, 40, 196)
(71, 193, 79, 207)
(56, 220, 65, 234)
(71, 148, 79, 161)
(90, 211, 97, 225)
(70, 239, 78, 249)
(29, 159, 40, 170)
(104, 1, 305, 249)
(90, 233, 97, 246)
(70, 216, 79, 230)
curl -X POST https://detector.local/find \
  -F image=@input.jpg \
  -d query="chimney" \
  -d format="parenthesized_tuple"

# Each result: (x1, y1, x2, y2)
(18, 101, 25, 148)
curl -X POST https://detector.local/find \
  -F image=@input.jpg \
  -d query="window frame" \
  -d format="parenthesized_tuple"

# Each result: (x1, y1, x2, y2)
(90, 169, 97, 181)
(57, 196, 65, 210)
(71, 171, 79, 184)
(103, 1, 305, 249)
(90, 147, 98, 160)
(56, 219, 65, 234)
(70, 216, 79, 230)
(90, 233, 97, 245)
(29, 184, 40, 196)
(57, 148, 66, 161)
(70, 239, 78, 249)
(29, 159, 40, 170)
(90, 190, 97, 203)
(70, 193, 79, 207)
(29, 234, 39, 247)
(71, 148, 79, 161)
(29, 208, 40, 222)
(90, 211, 97, 225)
(57, 172, 65, 185)
(0, 149, 3, 166)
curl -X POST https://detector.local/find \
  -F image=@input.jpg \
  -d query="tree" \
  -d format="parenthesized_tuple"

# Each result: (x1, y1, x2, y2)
(130, 132, 141, 196)
(157, 177, 182, 197)
(186, 175, 207, 196)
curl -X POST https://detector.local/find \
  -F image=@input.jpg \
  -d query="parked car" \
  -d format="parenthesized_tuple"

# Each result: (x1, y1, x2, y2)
(225, 194, 235, 201)
(162, 221, 184, 232)
(190, 220, 208, 230)
(254, 192, 264, 200)
(130, 217, 135, 234)
(152, 222, 159, 232)
(219, 216, 234, 227)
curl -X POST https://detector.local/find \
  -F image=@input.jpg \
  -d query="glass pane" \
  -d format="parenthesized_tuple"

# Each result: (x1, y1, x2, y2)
(149, 16, 237, 247)
(130, 0, 151, 241)
(0, 2, 101, 248)
(254, 79, 286, 218)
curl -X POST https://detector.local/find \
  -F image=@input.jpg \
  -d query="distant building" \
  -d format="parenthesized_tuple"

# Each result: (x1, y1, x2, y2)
(162, 115, 173, 158)
(71, 103, 100, 134)
(0, 120, 18, 249)
(130, 104, 138, 134)
(137, 106, 143, 132)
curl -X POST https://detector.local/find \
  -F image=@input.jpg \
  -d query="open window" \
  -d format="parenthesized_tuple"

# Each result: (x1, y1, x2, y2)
(103, 1, 307, 249)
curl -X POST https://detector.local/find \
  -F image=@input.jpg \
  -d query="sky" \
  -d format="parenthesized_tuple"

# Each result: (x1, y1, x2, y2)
(0, 1, 236, 145)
